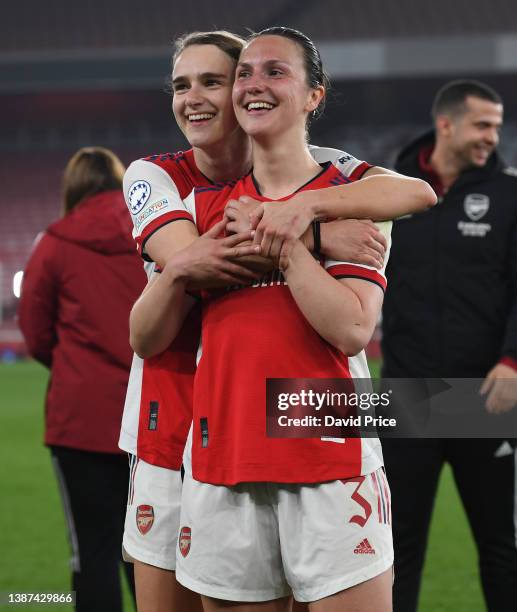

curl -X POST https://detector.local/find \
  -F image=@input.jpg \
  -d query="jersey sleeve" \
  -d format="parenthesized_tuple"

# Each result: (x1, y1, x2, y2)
(324, 221, 392, 292)
(123, 159, 195, 257)
(309, 145, 373, 180)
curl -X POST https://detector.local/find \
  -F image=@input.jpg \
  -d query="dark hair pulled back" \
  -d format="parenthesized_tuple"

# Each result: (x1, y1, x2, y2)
(248, 27, 330, 123)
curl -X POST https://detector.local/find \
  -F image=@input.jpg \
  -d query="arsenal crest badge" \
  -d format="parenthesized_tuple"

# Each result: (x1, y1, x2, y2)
(464, 193, 489, 221)
(179, 526, 191, 557)
(136, 505, 154, 535)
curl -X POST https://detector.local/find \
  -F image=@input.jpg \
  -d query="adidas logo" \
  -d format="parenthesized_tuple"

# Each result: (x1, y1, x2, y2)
(354, 538, 376, 554)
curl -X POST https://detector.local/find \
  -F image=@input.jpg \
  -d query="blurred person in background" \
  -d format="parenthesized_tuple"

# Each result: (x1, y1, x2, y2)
(382, 80, 517, 612)
(18, 147, 145, 612)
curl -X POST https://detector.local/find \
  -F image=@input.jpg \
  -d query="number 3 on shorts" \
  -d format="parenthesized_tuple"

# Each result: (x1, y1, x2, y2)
(341, 475, 372, 527)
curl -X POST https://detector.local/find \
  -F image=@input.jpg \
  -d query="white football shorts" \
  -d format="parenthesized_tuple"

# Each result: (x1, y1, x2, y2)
(176, 434, 393, 602)
(122, 455, 182, 571)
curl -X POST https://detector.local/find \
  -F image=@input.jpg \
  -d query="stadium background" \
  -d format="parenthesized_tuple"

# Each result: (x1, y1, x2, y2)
(1, 1, 517, 609)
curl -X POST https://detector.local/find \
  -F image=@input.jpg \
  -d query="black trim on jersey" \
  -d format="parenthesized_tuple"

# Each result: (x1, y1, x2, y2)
(312, 221, 321, 255)
(195, 185, 230, 193)
(141, 217, 196, 262)
(197, 167, 248, 190)
(148, 401, 159, 431)
(333, 274, 386, 292)
(144, 151, 186, 163)
(195, 177, 239, 194)
(251, 162, 332, 197)
(198, 168, 216, 186)
(200, 417, 209, 448)
(330, 174, 351, 186)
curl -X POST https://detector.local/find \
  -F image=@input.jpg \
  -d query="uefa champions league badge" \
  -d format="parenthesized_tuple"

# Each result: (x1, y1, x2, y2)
(128, 180, 151, 215)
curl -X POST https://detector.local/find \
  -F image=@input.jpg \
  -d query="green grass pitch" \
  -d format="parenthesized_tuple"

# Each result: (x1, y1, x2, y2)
(0, 361, 484, 611)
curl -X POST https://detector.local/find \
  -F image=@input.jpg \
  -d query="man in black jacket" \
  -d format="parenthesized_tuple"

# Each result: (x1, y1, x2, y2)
(382, 80, 517, 611)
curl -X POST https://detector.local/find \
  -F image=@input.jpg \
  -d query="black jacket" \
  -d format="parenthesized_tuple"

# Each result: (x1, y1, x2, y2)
(382, 131, 517, 377)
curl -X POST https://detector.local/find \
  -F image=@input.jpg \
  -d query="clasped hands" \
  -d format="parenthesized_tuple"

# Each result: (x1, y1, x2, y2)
(165, 192, 388, 291)
(224, 192, 387, 271)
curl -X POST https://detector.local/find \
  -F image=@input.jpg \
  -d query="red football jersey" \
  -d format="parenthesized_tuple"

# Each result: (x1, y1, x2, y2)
(190, 163, 390, 485)
(119, 150, 207, 469)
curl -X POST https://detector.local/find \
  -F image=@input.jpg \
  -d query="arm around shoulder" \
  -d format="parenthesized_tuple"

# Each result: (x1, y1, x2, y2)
(299, 166, 437, 222)
(361, 165, 437, 214)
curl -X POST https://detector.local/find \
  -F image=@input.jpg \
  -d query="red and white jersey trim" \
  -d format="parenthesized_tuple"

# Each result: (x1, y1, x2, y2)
(309, 145, 372, 179)
(325, 220, 392, 291)
(123, 154, 199, 258)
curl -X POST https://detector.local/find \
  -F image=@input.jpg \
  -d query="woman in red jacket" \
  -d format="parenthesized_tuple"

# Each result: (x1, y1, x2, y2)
(19, 147, 146, 611)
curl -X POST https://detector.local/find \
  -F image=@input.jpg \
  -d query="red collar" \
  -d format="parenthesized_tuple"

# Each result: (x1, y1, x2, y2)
(418, 145, 445, 197)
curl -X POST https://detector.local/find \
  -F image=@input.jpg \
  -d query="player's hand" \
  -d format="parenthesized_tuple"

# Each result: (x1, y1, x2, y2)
(166, 219, 262, 289)
(321, 219, 387, 268)
(479, 363, 517, 414)
(224, 196, 259, 234)
(250, 193, 314, 260)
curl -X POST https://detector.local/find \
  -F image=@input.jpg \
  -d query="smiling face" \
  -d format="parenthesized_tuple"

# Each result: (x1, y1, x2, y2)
(172, 44, 241, 149)
(441, 96, 503, 169)
(232, 35, 324, 141)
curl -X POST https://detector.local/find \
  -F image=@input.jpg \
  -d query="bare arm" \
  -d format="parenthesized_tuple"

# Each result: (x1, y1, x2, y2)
(282, 240, 383, 356)
(145, 204, 274, 276)
(296, 168, 436, 221)
(144, 219, 199, 270)
(310, 219, 387, 269)
(130, 221, 261, 358)
(226, 197, 387, 269)
(250, 167, 436, 257)
(130, 270, 193, 359)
